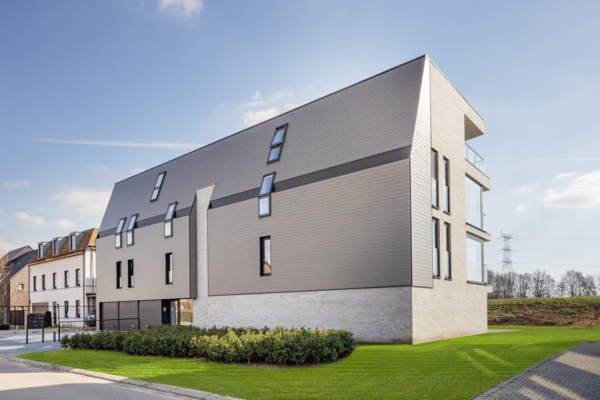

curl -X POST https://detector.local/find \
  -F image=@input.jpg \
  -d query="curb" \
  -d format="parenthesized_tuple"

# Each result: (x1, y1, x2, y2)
(0, 354, 242, 400)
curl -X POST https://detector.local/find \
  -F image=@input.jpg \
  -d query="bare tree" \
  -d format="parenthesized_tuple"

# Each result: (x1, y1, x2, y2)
(531, 269, 547, 298)
(581, 275, 598, 297)
(515, 273, 531, 298)
(562, 269, 581, 297)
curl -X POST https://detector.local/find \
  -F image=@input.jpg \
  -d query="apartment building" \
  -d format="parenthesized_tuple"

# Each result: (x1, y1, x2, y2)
(96, 55, 491, 343)
(0, 246, 35, 325)
(29, 228, 98, 326)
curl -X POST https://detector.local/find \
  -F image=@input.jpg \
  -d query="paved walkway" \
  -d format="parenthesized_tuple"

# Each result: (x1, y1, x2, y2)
(473, 341, 600, 400)
(0, 331, 62, 356)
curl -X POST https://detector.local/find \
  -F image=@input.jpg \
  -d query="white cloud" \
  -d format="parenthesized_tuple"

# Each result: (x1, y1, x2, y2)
(543, 170, 600, 209)
(242, 108, 280, 127)
(516, 204, 526, 212)
(555, 172, 577, 179)
(17, 138, 202, 149)
(15, 212, 46, 227)
(158, 0, 203, 19)
(0, 209, 5, 214)
(52, 218, 76, 231)
(3, 180, 30, 187)
(51, 186, 112, 216)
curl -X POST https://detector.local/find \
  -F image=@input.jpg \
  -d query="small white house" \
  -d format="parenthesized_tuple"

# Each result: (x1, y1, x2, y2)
(29, 228, 97, 326)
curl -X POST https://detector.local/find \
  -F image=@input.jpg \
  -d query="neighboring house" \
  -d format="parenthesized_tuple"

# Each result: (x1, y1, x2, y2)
(0, 246, 35, 325)
(28, 229, 98, 326)
(96, 55, 491, 343)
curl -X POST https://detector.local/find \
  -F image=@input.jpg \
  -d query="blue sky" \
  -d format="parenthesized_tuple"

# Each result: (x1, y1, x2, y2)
(1, 0, 599, 279)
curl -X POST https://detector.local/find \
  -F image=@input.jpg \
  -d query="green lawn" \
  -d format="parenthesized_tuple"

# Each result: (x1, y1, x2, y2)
(19, 326, 600, 400)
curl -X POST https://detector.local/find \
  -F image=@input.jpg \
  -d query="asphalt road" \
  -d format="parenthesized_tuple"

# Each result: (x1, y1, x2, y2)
(0, 331, 62, 356)
(0, 357, 183, 400)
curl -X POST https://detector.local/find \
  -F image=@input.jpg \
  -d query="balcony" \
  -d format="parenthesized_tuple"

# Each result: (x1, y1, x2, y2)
(465, 143, 485, 173)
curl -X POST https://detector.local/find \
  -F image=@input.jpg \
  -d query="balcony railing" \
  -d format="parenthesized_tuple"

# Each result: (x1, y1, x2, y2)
(465, 143, 485, 173)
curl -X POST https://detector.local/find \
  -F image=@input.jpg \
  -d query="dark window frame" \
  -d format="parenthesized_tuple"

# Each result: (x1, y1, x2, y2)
(64, 301, 69, 318)
(128, 259, 134, 288)
(38, 244, 43, 259)
(444, 222, 452, 279)
(115, 217, 126, 249)
(116, 261, 122, 289)
(466, 233, 486, 284)
(53, 239, 60, 255)
(53, 273, 57, 289)
(76, 268, 81, 287)
(432, 149, 439, 208)
(126, 214, 138, 246)
(76, 300, 81, 318)
(443, 157, 450, 213)
(164, 202, 177, 238)
(42, 275, 46, 290)
(64, 270, 69, 288)
(166, 253, 173, 285)
(259, 172, 275, 218)
(260, 236, 272, 276)
(267, 124, 288, 164)
(150, 171, 166, 202)
(33, 276, 37, 291)
(432, 217, 440, 278)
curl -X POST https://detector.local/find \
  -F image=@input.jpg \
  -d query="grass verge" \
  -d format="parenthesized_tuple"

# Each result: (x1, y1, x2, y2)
(19, 326, 600, 400)
(488, 297, 600, 326)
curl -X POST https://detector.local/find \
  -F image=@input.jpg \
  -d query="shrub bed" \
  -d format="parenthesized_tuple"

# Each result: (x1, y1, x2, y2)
(61, 325, 356, 365)
(0, 324, 9, 330)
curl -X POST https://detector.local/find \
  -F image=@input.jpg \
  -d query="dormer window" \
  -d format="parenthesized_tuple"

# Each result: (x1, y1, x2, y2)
(259, 173, 275, 217)
(164, 202, 177, 238)
(126, 214, 138, 246)
(115, 218, 126, 249)
(267, 124, 288, 163)
(53, 239, 60, 255)
(150, 172, 166, 201)
(38, 243, 45, 259)
(70, 233, 78, 251)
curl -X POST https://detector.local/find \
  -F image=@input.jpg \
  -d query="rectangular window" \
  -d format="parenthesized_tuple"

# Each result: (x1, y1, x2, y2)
(432, 218, 440, 277)
(431, 150, 439, 207)
(76, 300, 81, 318)
(54, 239, 60, 255)
(165, 202, 177, 238)
(466, 234, 485, 283)
(38, 244, 44, 259)
(126, 214, 137, 246)
(444, 223, 451, 279)
(465, 176, 483, 229)
(166, 253, 173, 284)
(42, 275, 46, 290)
(259, 173, 275, 217)
(128, 260, 134, 288)
(115, 217, 126, 248)
(53, 273, 57, 289)
(18, 284, 24, 291)
(150, 172, 166, 201)
(76, 269, 81, 287)
(116, 262, 122, 289)
(33, 276, 37, 291)
(64, 270, 69, 288)
(443, 158, 450, 213)
(64, 301, 69, 318)
(260, 237, 271, 276)
(70, 234, 77, 251)
(267, 124, 288, 163)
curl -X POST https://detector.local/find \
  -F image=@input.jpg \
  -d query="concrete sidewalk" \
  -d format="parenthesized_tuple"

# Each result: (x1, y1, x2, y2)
(473, 341, 600, 400)
(0, 331, 62, 356)
(0, 355, 242, 400)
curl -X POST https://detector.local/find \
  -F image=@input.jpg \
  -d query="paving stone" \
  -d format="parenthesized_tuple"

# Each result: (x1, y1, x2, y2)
(473, 341, 600, 400)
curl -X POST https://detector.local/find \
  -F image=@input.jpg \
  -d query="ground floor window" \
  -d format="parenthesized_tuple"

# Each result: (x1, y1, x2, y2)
(64, 301, 69, 318)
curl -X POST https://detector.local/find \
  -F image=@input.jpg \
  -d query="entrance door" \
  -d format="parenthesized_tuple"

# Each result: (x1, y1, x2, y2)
(161, 300, 179, 326)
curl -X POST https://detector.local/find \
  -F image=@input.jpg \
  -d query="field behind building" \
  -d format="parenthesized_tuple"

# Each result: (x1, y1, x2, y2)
(488, 296, 600, 326)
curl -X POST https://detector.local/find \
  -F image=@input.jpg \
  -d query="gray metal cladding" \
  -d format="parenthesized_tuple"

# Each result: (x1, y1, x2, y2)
(189, 199, 198, 298)
(207, 160, 412, 296)
(99, 56, 426, 232)
(96, 216, 191, 304)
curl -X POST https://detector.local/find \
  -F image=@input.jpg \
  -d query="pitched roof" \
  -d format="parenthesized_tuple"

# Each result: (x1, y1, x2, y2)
(99, 55, 427, 233)
(29, 228, 98, 265)
(6, 250, 36, 280)
(6, 246, 33, 263)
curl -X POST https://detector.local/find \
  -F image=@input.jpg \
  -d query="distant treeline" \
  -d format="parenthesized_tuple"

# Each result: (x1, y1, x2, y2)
(487, 269, 599, 299)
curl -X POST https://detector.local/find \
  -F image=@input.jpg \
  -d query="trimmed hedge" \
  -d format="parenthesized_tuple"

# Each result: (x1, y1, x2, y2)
(0, 324, 9, 330)
(61, 325, 356, 365)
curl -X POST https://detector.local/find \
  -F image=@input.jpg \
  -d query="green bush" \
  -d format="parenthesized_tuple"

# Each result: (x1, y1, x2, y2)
(62, 325, 356, 365)
(0, 324, 9, 330)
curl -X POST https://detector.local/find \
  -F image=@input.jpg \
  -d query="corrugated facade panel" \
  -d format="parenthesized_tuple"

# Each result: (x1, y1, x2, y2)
(96, 216, 191, 304)
(411, 58, 434, 288)
(189, 199, 198, 298)
(99, 57, 425, 232)
(208, 160, 411, 296)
